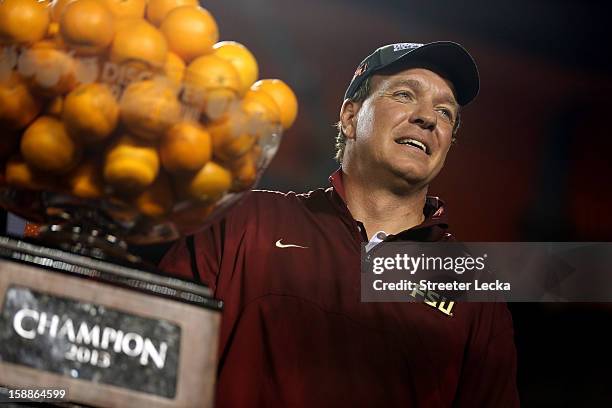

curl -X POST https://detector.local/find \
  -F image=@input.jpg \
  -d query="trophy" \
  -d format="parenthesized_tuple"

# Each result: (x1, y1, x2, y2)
(0, 0, 296, 405)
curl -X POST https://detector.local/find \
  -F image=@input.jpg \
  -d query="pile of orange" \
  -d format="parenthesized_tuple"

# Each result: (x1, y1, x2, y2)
(0, 0, 298, 231)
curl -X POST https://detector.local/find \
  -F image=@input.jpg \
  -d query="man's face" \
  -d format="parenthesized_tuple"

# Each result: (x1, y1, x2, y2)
(344, 67, 459, 190)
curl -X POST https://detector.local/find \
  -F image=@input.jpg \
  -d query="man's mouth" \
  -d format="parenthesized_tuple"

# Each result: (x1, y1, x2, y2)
(395, 137, 429, 155)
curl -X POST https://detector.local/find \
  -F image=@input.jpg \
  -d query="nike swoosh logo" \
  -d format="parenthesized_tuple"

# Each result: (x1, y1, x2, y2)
(275, 239, 308, 249)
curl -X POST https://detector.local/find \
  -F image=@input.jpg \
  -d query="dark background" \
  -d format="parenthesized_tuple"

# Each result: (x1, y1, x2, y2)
(202, 0, 612, 405)
(4, 0, 612, 405)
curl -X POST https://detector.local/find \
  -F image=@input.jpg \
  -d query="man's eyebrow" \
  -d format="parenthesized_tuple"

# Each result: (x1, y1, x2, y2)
(386, 79, 423, 91)
(385, 78, 459, 109)
(437, 94, 459, 110)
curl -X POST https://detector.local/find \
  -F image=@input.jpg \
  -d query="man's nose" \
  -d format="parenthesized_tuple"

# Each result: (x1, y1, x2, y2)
(409, 105, 436, 131)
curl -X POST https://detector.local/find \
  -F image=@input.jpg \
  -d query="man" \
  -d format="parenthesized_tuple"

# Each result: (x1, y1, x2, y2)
(160, 41, 519, 407)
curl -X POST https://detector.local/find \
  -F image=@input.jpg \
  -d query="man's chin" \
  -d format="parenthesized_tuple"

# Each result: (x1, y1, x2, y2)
(387, 165, 431, 191)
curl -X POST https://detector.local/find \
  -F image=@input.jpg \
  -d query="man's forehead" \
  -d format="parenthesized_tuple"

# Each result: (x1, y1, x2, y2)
(372, 68, 459, 104)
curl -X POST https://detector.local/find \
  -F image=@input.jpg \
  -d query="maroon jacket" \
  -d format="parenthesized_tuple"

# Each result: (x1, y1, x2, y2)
(159, 170, 519, 407)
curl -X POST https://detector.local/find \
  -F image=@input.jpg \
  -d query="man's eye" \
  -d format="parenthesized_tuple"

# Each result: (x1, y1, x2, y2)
(437, 108, 454, 122)
(392, 91, 414, 100)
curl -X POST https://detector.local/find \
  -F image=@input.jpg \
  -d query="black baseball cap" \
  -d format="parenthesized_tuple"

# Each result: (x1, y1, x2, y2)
(344, 41, 480, 106)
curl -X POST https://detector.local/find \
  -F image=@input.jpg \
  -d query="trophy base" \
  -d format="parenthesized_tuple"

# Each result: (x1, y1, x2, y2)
(0, 236, 222, 408)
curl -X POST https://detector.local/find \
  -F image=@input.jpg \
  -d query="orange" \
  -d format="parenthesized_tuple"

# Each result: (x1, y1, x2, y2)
(241, 89, 281, 154)
(208, 89, 279, 161)
(146, 0, 197, 26)
(229, 149, 258, 191)
(20, 116, 81, 173)
(241, 88, 281, 127)
(113, 15, 137, 31)
(0, 72, 41, 130)
(50, 0, 76, 22)
(160, 121, 211, 173)
(212, 41, 258, 95)
(73, 55, 101, 84)
(183, 54, 240, 119)
(119, 78, 182, 140)
(163, 51, 185, 88)
(251, 79, 298, 129)
(207, 110, 252, 161)
(134, 172, 174, 217)
(67, 160, 105, 198)
(45, 29, 67, 49)
(103, 0, 146, 19)
(160, 5, 218, 62)
(60, 0, 115, 55)
(104, 134, 159, 191)
(110, 19, 168, 68)
(63, 83, 119, 144)
(0, 0, 50, 44)
(17, 43, 77, 96)
(184, 161, 231, 201)
(4, 155, 55, 190)
(47, 21, 60, 37)
(44, 96, 63, 116)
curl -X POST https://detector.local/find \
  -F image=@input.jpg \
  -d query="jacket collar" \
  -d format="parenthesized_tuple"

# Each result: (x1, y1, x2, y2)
(328, 168, 450, 239)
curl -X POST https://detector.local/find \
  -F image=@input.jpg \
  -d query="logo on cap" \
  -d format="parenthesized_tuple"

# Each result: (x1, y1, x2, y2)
(352, 61, 368, 80)
(392, 43, 423, 52)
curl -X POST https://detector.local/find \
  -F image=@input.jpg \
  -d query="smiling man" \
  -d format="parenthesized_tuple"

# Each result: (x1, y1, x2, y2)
(160, 42, 519, 407)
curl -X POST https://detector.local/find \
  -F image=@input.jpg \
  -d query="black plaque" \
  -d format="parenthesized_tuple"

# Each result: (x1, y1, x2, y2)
(0, 286, 181, 398)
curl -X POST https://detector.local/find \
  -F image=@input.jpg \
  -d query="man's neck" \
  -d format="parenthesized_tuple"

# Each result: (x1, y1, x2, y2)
(342, 169, 427, 239)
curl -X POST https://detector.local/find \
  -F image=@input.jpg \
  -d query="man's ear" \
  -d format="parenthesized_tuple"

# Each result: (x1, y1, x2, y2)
(339, 99, 360, 140)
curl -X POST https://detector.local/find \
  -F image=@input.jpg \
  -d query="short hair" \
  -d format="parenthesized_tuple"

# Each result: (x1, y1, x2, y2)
(334, 72, 462, 164)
